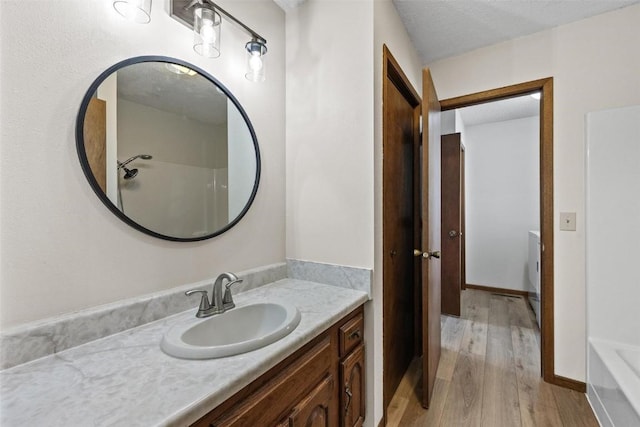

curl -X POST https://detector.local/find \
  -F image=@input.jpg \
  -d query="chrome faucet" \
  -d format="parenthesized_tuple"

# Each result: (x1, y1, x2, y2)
(185, 272, 243, 318)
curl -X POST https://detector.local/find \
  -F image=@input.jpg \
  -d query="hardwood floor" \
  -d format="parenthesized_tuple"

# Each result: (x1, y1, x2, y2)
(387, 289, 599, 426)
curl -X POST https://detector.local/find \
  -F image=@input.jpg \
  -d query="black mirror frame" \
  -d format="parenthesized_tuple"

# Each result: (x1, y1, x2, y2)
(76, 56, 261, 242)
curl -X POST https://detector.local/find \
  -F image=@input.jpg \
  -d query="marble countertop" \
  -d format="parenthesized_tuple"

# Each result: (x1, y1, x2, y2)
(0, 279, 368, 427)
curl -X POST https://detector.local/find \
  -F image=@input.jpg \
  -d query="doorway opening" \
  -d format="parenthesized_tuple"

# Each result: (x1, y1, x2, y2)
(441, 93, 541, 324)
(439, 79, 556, 386)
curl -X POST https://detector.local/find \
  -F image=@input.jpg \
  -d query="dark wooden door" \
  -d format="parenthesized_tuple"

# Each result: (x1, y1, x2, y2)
(441, 133, 463, 316)
(382, 47, 421, 415)
(421, 68, 442, 409)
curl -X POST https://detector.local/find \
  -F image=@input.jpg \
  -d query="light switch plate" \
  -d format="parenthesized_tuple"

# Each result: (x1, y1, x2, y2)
(560, 212, 576, 231)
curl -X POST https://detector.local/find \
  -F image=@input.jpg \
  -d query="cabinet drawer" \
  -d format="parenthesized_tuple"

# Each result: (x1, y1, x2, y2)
(210, 337, 332, 427)
(339, 314, 363, 357)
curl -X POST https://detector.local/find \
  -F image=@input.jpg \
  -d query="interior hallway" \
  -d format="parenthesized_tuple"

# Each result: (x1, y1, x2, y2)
(386, 289, 599, 426)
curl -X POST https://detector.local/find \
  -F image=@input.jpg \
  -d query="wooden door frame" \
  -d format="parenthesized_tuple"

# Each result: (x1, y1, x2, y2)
(440, 78, 582, 391)
(381, 45, 422, 420)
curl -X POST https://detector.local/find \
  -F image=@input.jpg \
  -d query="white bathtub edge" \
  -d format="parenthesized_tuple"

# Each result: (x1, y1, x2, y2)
(587, 382, 613, 427)
(589, 338, 640, 425)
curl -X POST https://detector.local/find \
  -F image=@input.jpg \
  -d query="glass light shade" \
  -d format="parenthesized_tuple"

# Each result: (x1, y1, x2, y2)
(245, 40, 267, 82)
(113, 0, 152, 24)
(194, 7, 221, 58)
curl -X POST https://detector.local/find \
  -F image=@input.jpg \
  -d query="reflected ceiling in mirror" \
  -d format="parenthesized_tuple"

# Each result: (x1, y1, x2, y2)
(76, 56, 260, 241)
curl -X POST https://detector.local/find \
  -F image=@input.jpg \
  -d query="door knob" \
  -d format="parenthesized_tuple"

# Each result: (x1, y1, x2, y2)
(426, 250, 441, 259)
(448, 230, 458, 238)
(414, 249, 439, 259)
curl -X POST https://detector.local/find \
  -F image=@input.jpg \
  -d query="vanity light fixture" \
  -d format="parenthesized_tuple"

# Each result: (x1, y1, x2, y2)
(113, 0, 152, 24)
(530, 91, 542, 100)
(193, 5, 221, 58)
(245, 39, 267, 83)
(170, 0, 268, 82)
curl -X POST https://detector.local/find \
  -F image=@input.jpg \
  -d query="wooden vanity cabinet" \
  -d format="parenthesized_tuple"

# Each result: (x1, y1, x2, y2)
(192, 305, 365, 427)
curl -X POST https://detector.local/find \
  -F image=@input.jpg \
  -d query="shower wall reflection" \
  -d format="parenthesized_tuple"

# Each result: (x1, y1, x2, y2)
(116, 95, 229, 237)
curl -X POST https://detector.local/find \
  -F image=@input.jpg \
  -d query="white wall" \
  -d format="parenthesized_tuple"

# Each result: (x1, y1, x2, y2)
(454, 109, 466, 136)
(441, 110, 456, 134)
(0, 0, 285, 329)
(586, 105, 640, 347)
(428, 3, 640, 381)
(464, 117, 539, 292)
(285, 0, 374, 269)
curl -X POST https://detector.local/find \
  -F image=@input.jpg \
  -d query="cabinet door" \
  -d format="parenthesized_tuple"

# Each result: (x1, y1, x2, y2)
(340, 344, 365, 427)
(289, 375, 333, 427)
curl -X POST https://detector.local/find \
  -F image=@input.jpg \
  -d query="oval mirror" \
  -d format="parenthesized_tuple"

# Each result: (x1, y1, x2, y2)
(76, 56, 260, 241)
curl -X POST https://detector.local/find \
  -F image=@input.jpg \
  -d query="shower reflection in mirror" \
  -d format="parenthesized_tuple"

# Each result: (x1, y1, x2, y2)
(116, 154, 153, 212)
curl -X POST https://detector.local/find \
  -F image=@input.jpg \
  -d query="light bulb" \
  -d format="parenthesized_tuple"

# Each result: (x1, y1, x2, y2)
(200, 19, 216, 43)
(245, 40, 266, 82)
(249, 54, 263, 72)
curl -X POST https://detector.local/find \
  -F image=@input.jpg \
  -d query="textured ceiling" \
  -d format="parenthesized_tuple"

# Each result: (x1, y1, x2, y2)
(457, 94, 539, 127)
(117, 62, 228, 126)
(392, 0, 640, 64)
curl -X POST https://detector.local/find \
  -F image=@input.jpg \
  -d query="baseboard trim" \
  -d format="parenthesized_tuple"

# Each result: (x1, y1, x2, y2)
(549, 374, 587, 393)
(465, 283, 529, 298)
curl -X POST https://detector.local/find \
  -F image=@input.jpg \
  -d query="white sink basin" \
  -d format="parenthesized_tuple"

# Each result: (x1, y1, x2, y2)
(161, 301, 301, 359)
